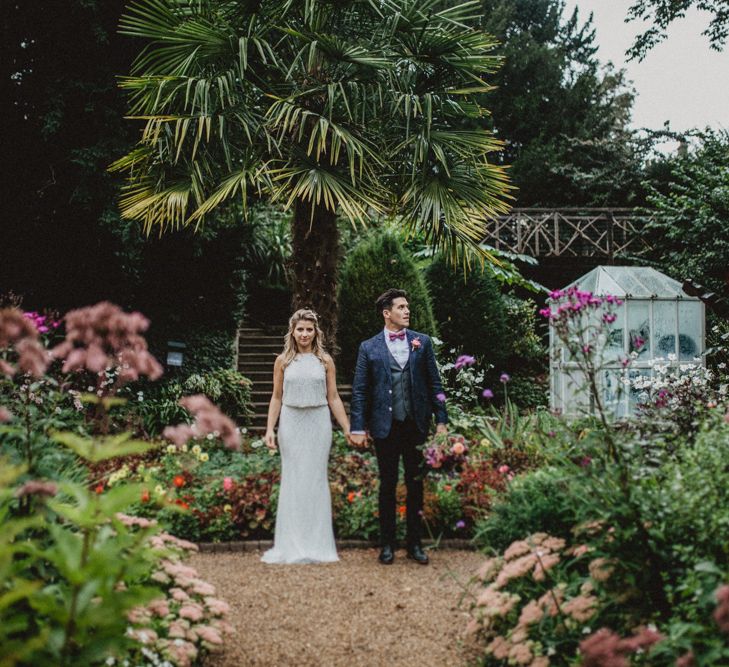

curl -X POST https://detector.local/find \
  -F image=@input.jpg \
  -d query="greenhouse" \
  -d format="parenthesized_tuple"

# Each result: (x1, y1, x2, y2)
(549, 265, 705, 416)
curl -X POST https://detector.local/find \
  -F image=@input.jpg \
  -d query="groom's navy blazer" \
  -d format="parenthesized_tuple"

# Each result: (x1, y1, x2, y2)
(350, 329, 448, 441)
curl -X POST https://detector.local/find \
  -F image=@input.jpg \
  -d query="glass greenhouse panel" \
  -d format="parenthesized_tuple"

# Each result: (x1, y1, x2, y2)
(627, 301, 650, 359)
(678, 301, 702, 361)
(653, 301, 677, 359)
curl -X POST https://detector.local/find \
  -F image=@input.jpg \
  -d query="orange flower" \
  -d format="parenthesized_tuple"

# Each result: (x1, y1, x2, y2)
(141, 489, 150, 503)
(94, 484, 104, 494)
(175, 498, 189, 509)
(397, 505, 407, 516)
(347, 491, 356, 503)
(173, 475, 185, 488)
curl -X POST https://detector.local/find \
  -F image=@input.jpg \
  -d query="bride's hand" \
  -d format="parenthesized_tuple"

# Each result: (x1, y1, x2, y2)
(264, 430, 277, 451)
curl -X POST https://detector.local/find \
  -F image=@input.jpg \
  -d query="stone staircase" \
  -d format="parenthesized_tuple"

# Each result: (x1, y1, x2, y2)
(237, 325, 352, 432)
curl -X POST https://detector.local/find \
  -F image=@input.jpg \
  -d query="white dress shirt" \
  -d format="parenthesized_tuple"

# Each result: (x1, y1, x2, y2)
(384, 327, 410, 368)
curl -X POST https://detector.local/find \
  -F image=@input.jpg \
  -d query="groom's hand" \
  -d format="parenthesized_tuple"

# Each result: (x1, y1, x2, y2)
(436, 423, 447, 436)
(349, 433, 367, 448)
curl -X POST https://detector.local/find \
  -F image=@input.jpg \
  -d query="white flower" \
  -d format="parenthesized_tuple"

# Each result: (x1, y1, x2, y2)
(166, 445, 176, 454)
(199, 453, 209, 462)
(667, 353, 677, 362)
(206, 433, 214, 440)
(191, 444, 202, 455)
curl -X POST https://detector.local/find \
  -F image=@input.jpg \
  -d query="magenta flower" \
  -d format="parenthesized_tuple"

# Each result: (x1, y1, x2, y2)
(482, 388, 494, 399)
(454, 354, 475, 370)
(499, 373, 510, 383)
(436, 392, 446, 403)
(455, 520, 466, 530)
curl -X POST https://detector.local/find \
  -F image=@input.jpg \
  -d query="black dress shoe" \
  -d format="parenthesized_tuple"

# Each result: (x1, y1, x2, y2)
(406, 544, 429, 565)
(378, 544, 395, 565)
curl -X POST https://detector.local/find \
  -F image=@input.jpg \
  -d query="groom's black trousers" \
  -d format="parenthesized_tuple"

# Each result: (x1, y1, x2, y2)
(373, 418, 425, 547)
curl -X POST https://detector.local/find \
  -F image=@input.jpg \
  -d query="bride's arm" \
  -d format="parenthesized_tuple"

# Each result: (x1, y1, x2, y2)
(325, 356, 350, 437)
(265, 356, 284, 450)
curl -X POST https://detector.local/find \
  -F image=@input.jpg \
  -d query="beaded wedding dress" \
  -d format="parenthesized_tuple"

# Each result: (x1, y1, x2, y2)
(262, 353, 339, 564)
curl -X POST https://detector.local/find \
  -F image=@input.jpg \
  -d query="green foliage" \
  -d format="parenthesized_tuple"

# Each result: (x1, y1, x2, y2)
(134, 368, 252, 436)
(337, 231, 437, 374)
(480, 0, 648, 206)
(0, 464, 163, 666)
(626, 0, 729, 60)
(473, 466, 577, 552)
(426, 254, 508, 368)
(501, 296, 548, 408)
(643, 129, 729, 299)
(115, 0, 513, 284)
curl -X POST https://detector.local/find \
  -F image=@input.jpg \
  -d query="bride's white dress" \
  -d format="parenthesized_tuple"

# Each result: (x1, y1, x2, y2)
(262, 353, 339, 564)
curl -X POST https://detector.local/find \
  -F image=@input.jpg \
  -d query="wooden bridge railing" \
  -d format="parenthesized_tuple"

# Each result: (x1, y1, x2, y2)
(484, 209, 653, 259)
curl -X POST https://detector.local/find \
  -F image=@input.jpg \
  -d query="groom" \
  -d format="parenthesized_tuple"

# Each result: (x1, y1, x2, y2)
(350, 288, 447, 565)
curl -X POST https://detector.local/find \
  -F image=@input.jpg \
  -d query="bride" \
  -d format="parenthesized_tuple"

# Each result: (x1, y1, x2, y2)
(262, 309, 350, 564)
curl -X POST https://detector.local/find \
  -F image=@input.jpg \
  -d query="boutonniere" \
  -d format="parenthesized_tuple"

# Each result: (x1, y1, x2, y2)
(411, 337, 421, 351)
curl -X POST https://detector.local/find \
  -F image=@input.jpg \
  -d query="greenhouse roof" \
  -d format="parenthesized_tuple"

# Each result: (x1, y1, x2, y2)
(563, 266, 697, 299)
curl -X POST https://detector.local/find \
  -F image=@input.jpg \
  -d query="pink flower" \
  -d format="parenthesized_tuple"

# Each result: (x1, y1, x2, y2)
(14, 480, 58, 499)
(455, 354, 475, 370)
(165, 394, 241, 450)
(0, 406, 12, 422)
(195, 625, 223, 645)
(51, 302, 162, 384)
(482, 388, 494, 399)
(204, 597, 231, 616)
(498, 464, 510, 475)
(435, 392, 446, 403)
(223, 476, 234, 491)
(179, 603, 205, 622)
(499, 372, 510, 383)
(451, 441, 465, 455)
(147, 598, 170, 617)
(714, 584, 729, 633)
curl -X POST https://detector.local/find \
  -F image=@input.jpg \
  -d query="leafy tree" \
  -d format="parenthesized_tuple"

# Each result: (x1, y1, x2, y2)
(338, 232, 436, 376)
(626, 0, 729, 60)
(1, 0, 137, 309)
(425, 253, 508, 367)
(643, 130, 729, 299)
(114, 0, 512, 347)
(480, 0, 648, 206)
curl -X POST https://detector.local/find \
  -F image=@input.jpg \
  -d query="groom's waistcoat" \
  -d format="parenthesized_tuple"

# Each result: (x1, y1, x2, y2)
(389, 352, 414, 422)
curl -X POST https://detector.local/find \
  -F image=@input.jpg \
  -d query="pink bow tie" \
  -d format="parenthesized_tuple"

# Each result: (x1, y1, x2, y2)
(388, 331, 406, 341)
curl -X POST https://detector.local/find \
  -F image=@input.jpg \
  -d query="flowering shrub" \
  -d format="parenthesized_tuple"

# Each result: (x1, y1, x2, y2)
(466, 532, 623, 666)
(0, 302, 236, 666)
(115, 515, 234, 667)
(629, 355, 727, 443)
(422, 432, 470, 471)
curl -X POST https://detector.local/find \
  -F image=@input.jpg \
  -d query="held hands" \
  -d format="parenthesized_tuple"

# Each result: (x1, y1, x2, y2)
(436, 423, 448, 436)
(264, 429, 277, 452)
(348, 432, 368, 449)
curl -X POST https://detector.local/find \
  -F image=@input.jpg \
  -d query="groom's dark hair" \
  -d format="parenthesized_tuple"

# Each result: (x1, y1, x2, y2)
(376, 288, 408, 315)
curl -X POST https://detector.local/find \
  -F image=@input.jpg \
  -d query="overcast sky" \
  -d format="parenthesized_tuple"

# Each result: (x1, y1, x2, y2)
(564, 0, 729, 137)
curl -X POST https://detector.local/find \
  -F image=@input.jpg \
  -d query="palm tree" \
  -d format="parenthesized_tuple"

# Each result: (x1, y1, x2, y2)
(113, 0, 512, 347)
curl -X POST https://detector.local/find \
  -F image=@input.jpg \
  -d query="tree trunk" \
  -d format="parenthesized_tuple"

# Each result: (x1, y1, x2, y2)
(290, 199, 340, 354)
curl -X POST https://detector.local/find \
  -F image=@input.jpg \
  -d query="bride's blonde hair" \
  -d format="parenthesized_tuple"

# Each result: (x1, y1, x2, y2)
(280, 309, 327, 368)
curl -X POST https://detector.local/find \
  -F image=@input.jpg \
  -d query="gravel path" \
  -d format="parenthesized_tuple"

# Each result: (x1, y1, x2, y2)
(190, 548, 485, 667)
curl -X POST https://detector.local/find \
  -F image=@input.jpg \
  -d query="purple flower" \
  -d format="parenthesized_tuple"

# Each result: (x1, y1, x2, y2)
(454, 354, 476, 370)
(482, 388, 494, 399)
(436, 392, 446, 403)
(499, 373, 510, 383)
(455, 520, 466, 530)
